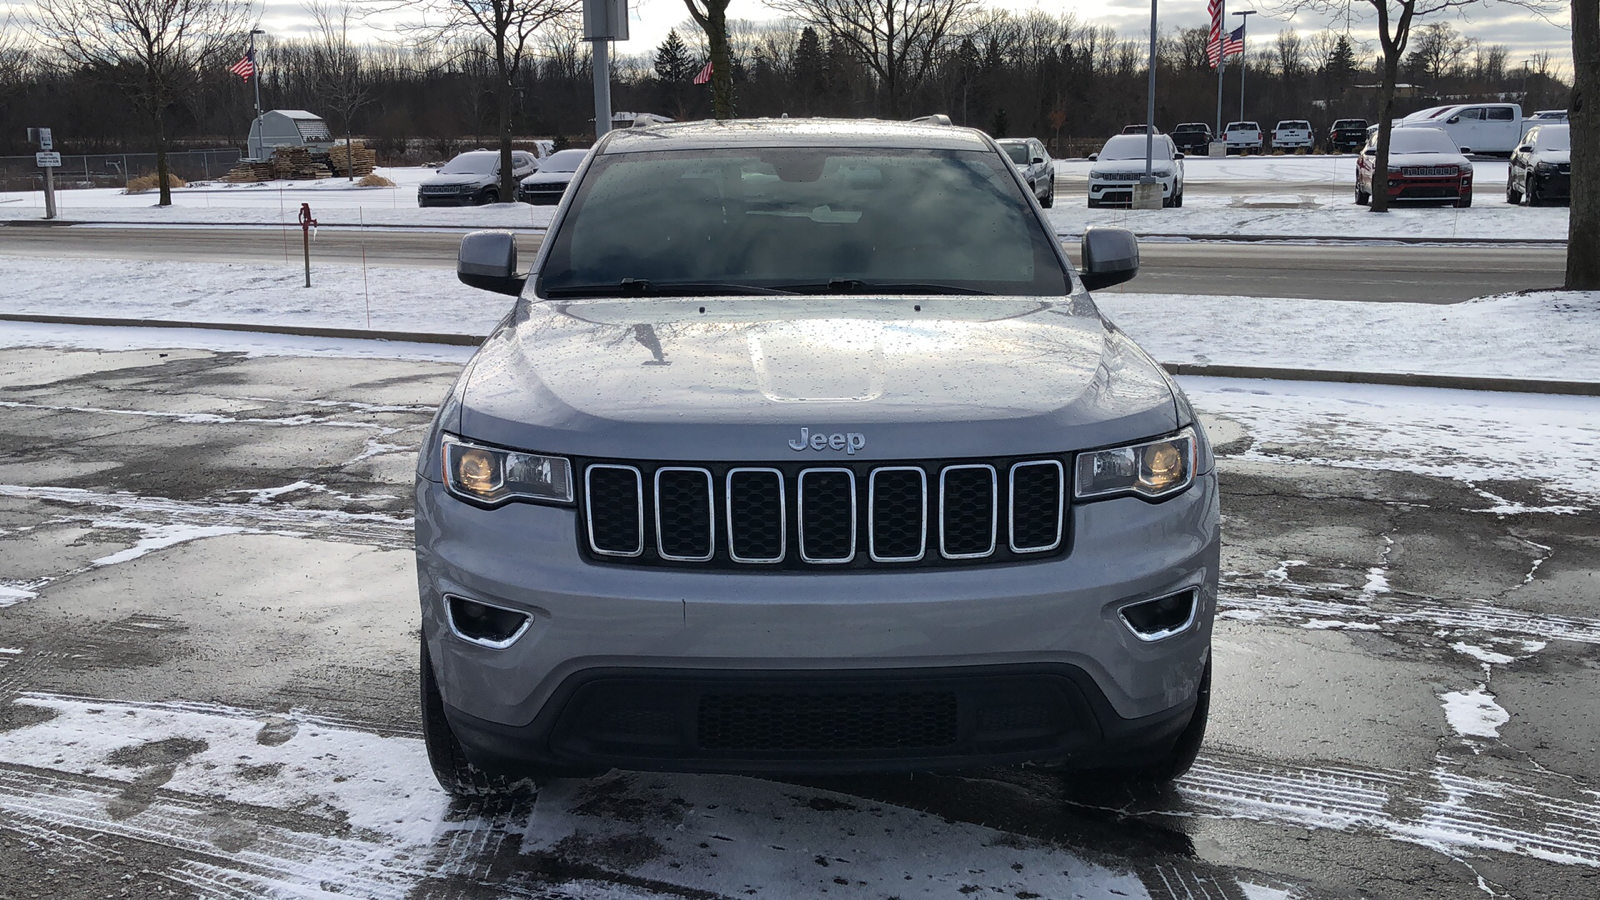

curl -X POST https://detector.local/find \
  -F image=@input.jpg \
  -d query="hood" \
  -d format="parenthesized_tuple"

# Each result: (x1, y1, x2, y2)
(1388, 151, 1471, 169)
(1091, 163, 1172, 177)
(456, 295, 1178, 462)
(521, 171, 575, 185)
(423, 172, 488, 186)
(1533, 150, 1570, 166)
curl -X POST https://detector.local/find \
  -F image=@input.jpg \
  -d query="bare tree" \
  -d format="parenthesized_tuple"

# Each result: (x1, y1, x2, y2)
(683, 1, 736, 119)
(0, 14, 33, 104)
(307, 2, 375, 180)
(1274, 0, 1555, 213)
(1570, 0, 1598, 289)
(399, 0, 581, 201)
(26, 0, 254, 205)
(770, 0, 977, 117)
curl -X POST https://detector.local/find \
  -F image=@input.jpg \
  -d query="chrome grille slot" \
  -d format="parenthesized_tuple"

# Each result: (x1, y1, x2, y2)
(654, 467, 714, 561)
(798, 468, 857, 563)
(869, 467, 927, 562)
(727, 468, 785, 564)
(586, 465, 644, 557)
(1009, 461, 1064, 553)
(940, 464, 997, 559)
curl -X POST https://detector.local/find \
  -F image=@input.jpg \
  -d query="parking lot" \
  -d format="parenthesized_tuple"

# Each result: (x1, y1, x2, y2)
(2, 338, 1597, 899)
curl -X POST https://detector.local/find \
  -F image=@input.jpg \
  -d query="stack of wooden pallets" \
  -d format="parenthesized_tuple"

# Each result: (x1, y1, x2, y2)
(327, 140, 378, 177)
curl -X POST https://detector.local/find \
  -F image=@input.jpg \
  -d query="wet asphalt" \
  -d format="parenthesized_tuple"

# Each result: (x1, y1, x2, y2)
(0, 344, 1597, 899)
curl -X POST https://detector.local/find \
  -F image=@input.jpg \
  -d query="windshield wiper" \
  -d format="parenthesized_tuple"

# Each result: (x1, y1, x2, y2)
(777, 279, 991, 296)
(542, 279, 796, 298)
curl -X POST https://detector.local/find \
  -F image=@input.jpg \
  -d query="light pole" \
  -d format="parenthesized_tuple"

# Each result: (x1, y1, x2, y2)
(1144, 0, 1157, 179)
(1233, 10, 1255, 123)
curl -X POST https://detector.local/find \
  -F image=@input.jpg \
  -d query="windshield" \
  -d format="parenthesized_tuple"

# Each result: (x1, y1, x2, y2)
(1334, 120, 1365, 128)
(999, 142, 1030, 164)
(1389, 128, 1459, 154)
(541, 149, 588, 173)
(439, 153, 497, 175)
(1174, 124, 1206, 133)
(1279, 121, 1310, 129)
(1226, 122, 1258, 132)
(1099, 134, 1172, 161)
(538, 147, 1069, 297)
(1535, 125, 1570, 151)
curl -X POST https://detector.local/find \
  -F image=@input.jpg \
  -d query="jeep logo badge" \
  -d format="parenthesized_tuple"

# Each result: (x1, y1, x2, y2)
(788, 427, 866, 455)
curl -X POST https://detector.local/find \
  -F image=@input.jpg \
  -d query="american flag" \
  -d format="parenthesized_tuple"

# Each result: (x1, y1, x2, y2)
(229, 51, 255, 81)
(692, 60, 712, 85)
(1206, 0, 1225, 67)
(1209, 24, 1248, 66)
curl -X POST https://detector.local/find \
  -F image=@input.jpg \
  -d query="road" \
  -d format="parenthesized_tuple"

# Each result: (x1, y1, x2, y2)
(0, 224, 1565, 302)
(0, 339, 1595, 898)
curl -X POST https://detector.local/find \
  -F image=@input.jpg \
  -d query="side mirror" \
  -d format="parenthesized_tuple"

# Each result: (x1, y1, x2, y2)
(1087, 152, 1098, 161)
(1447, 116, 1461, 124)
(1517, 145, 1533, 153)
(1079, 227, 1140, 291)
(1031, 155, 1045, 164)
(458, 230, 525, 296)
(1174, 152, 1185, 160)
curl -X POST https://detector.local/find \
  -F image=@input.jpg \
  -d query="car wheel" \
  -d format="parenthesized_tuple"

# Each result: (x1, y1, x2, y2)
(1506, 176, 1523, 205)
(1087, 197, 1098, 208)
(478, 188, 499, 206)
(1041, 184, 1055, 209)
(420, 637, 588, 797)
(1173, 189, 1184, 208)
(1355, 186, 1370, 206)
(1068, 656, 1211, 788)
(1526, 181, 1543, 207)
(1456, 189, 1473, 209)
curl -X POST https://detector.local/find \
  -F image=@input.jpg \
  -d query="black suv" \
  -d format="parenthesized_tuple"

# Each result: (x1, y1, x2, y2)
(1327, 119, 1369, 154)
(1171, 123, 1212, 156)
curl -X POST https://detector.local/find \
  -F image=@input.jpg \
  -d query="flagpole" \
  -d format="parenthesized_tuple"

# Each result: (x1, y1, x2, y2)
(1234, 10, 1255, 124)
(249, 28, 265, 159)
(1215, 0, 1225, 138)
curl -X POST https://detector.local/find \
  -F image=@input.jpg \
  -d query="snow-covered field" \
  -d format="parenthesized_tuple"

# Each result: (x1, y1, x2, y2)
(0, 157, 1568, 241)
(0, 255, 1592, 384)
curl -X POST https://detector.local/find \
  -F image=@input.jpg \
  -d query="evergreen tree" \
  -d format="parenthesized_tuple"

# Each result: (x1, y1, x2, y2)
(990, 106, 1008, 138)
(1326, 34, 1358, 96)
(655, 28, 696, 119)
(794, 27, 824, 115)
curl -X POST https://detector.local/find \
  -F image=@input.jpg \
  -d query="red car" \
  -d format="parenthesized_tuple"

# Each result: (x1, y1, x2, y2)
(1356, 127, 1473, 207)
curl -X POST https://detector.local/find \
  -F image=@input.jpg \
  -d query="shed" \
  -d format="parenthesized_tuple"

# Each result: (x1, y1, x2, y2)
(247, 110, 334, 160)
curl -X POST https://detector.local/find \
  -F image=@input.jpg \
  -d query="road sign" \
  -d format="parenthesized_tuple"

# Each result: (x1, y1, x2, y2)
(27, 127, 53, 150)
(36, 151, 61, 167)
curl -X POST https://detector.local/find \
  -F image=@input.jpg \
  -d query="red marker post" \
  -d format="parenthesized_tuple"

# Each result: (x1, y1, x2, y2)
(297, 203, 318, 287)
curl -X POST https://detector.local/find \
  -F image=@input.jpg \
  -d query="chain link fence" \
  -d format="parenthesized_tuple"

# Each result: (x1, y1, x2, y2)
(0, 149, 243, 192)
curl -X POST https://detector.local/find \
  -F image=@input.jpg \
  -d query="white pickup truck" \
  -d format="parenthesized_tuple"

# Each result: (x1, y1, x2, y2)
(1399, 103, 1522, 155)
(1224, 121, 1263, 154)
(1271, 120, 1313, 152)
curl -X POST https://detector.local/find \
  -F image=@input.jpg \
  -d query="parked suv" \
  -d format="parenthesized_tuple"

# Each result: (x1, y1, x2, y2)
(1223, 121, 1263, 154)
(997, 137, 1056, 207)
(1170, 123, 1213, 156)
(1327, 119, 1369, 153)
(516, 148, 589, 205)
(418, 149, 538, 207)
(1088, 133, 1185, 207)
(420, 119, 1219, 795)
(1271, 120, 1313, 153)
(1507, 124, 1570, 206)
(1356, 126, 1473, 207)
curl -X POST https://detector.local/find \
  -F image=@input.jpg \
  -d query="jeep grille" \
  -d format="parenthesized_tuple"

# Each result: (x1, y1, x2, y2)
(580, 457, 1067, 569)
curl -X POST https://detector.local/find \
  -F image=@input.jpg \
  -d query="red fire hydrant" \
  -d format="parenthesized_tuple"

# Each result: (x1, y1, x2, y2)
(297, 203, 318, 287)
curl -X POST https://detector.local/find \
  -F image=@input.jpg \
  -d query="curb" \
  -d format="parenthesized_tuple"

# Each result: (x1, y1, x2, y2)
(3, 313, 1597, 397)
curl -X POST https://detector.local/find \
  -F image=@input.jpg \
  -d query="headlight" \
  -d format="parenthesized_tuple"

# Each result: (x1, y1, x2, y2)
(1535, 161, 1558, 173)
(1074, 429, 1197, 500)
(443, 435, 573, 505)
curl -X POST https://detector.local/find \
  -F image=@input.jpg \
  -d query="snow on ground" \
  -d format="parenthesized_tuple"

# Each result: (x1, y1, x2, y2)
(2, 255, 1596, 384)
(1097, 291, 1600, 382)
(1, 157, 1565, 240)
(1439, 685, 1512, 739)
(1183, 377, 1600, 510)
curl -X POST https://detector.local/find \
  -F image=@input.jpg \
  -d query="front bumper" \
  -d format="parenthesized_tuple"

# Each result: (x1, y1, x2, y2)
(1384, 175, 1471, 201)
(417, 192, 476, 207)
(1088, 176, 1176, 206)
(1530, 170, 1571, 201)
(415, 471, 1220, 774)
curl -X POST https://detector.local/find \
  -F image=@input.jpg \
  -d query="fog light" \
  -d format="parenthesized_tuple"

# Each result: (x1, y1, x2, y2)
(1119, 589, 1199, 641)
(446, 595, 531, 649)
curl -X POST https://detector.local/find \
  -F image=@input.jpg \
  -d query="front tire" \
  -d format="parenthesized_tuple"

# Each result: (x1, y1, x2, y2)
(1526, 179, 1543, 207)
(1067, 657, 1211, 788)
(1040, 183, 1055, 209)
(421, 638, 533, 799)
(478, 188, 499, 206)
(1173, 188, 1184, 208)
(1507, 177, 1523, 205)
(1457, 189, 1473, 208)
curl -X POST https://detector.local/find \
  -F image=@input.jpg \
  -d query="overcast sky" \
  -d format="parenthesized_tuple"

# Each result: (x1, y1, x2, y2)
(3, 0, 1574, 74)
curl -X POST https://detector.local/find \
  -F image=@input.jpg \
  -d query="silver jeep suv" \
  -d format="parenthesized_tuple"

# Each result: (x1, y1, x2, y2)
(416, 119, 1219, 794)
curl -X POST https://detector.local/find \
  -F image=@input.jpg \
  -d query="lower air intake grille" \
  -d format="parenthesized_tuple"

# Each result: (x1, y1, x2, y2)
(697, 691, 959, 751)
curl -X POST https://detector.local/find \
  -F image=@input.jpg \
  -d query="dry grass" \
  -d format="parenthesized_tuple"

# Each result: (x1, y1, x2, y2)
(358, 172, 396, 187)
(124, 172, 188, 193)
